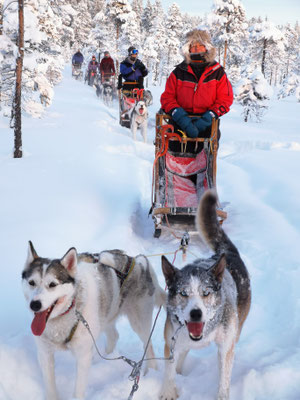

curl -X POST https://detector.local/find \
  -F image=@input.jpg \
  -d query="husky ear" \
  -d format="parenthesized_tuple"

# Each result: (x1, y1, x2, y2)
(26, 241, 39, 265)
(162, 256, 178, 287)
(209, 253, 226, 284)
(61, 248, 77, 278)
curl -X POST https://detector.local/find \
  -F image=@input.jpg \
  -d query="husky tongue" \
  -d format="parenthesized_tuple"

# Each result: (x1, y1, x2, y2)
(187, 322, 204, 338)
(31, 310, 48, 336)
(139, 108, 144, 115)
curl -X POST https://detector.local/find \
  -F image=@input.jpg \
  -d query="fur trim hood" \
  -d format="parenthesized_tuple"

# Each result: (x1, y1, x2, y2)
(182, 29, 216, 64)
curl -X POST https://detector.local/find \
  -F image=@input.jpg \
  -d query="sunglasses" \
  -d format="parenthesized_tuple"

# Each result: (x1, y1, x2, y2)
(131, 49, 138, 55)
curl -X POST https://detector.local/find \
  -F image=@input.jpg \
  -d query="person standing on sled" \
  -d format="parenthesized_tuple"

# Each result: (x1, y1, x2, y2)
(72, 50, 84, 68)
(160, 29, 233, 139)
(99, 51, 116, 83)
(118, 47, 148, 90)
(86, 55, 98, 86)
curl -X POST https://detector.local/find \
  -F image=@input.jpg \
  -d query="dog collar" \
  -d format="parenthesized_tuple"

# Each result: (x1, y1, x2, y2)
(59, 298, 76, 317)
(64, 320, 79, 344)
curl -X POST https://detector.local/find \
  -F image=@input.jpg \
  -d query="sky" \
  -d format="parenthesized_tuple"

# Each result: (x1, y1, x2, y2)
(160, 0, 300, 26)
(0, 66, 300, 400)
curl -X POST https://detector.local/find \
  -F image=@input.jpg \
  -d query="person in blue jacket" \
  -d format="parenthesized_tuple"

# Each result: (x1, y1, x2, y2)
(118, 47, 148, 90)
(72, 50, 84, 67)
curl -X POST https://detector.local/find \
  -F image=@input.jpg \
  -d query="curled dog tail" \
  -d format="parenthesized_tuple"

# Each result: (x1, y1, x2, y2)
(197, 190, 228, 254)
(198, 190, 251, 335)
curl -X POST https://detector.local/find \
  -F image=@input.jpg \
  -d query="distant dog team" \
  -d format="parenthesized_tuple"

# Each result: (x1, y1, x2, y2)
(22, 190, 251, 400)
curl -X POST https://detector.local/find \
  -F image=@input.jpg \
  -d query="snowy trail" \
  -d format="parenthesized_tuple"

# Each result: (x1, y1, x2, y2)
(0, 66, 300, 400)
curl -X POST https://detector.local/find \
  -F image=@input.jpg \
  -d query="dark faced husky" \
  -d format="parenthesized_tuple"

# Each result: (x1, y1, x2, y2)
(159, 190, 251, 400)
(22, 244, 165, 400)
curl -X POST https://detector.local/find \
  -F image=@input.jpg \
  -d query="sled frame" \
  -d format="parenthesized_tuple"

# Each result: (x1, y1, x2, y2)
(152, 113, 227, 236)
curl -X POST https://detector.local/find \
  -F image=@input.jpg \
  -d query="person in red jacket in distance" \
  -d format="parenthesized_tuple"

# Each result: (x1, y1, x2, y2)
(160, 29, 233, 139)
(99, 51, 116, 82)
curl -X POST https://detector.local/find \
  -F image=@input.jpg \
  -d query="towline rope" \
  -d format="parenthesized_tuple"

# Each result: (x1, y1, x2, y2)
(75, 309, 183, 400)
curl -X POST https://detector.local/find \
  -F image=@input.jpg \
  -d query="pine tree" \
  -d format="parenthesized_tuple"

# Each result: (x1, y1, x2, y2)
(235, 69, 273, 122)
(209, 0, 248, 68)
(249, 19, 285, 78)
(105, 0, 140, 72)
(164, 3, 183, 76)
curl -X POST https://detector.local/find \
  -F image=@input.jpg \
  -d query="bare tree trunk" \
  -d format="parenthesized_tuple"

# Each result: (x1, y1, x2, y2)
(223, 40, 228, 69)
(0, 2, 3, 35)
(115, 22, 119, 74)
(286, 57, 289, 79)
(261, 38, 267, 77)
(13, 0, 24, 158)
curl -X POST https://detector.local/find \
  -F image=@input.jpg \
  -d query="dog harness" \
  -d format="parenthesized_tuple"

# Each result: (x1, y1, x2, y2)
(110, 257, 136, 289)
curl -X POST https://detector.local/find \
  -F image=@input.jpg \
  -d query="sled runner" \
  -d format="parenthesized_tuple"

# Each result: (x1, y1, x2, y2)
(150, 112, 227, 238)
(119, 84, 144, 128)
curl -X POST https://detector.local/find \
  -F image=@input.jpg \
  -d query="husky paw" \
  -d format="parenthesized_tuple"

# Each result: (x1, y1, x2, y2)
(159, 385, 178, 400)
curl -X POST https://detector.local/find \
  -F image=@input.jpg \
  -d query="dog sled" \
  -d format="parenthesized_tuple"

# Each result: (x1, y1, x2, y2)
(150, 112, 227, 238)
(72, 64, 83, 80)
(118, 84, 144, 128)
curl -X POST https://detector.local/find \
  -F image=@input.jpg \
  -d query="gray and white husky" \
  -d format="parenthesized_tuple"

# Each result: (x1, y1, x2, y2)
(22, 244, 165, 400)
(130, 100, 148, 143)
(159, 190, 251, 400)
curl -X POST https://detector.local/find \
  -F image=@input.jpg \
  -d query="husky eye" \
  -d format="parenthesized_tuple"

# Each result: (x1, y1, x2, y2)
(203, 289, 210, 297)
(49, 282, 57, 288)
(29, 280, 35, 287)
(179, 290, 188, 297)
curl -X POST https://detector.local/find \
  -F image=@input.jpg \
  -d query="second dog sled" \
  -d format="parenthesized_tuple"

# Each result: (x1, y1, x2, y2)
(150, 112, 227, 238)
(118, 84, 144, 128)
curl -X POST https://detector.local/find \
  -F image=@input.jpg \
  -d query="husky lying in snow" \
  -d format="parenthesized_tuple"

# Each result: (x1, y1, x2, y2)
(159, 190, 251, 400)
(130, 100, 148, 143)
(22, 244, 165, 400)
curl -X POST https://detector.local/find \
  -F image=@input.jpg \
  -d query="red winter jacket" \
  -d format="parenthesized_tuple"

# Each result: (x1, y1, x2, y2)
(99, 57, 115, 75)
(161, 61, 233, 118)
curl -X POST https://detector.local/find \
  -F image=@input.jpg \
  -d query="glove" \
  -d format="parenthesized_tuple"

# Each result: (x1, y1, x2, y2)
(171, 108, 199, 138)
(193, 111, 214, 133)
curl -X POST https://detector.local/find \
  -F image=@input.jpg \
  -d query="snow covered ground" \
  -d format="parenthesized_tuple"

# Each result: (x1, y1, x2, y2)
(0, 66, 299, 400)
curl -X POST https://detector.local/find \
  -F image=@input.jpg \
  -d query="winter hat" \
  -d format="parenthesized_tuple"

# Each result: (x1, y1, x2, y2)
(182, 29, 216, 64)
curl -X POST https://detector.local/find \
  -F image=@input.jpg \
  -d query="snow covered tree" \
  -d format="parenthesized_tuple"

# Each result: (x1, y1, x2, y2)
(146, 0, 167, 84)
(13, 0, 24, 158)
(209, 0, 248, 68)
(131, 0, 143, 32)
(278, 73, 300, 100)
(249, 19, 285, 78)
(105, 0, 140, 72)
(141, 0, 153, 35)
(235, 69, 273, 122)
(1, 0, 65, 120)
(164, 3, 183, 75)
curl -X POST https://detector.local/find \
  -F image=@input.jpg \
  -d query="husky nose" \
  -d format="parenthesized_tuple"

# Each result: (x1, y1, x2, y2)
(30, 300, 42, 312)
(190, 308, 202, 321)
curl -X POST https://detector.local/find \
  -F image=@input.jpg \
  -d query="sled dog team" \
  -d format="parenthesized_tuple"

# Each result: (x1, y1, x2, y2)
(22, 190, 251, 400)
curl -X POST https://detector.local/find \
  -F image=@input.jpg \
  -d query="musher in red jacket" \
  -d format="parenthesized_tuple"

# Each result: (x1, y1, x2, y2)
(99, 51, 116, 82)
(161, 29, 233, 138)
